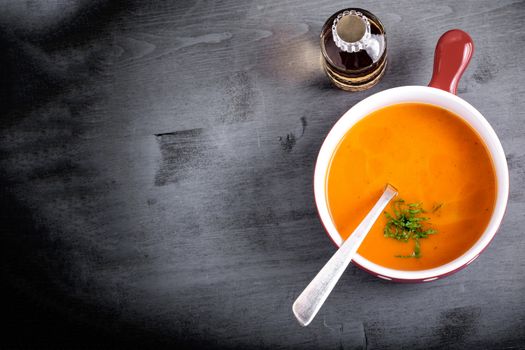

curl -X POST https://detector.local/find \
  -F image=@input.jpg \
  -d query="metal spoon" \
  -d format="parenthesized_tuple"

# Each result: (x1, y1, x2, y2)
(292, 184, 398, 326)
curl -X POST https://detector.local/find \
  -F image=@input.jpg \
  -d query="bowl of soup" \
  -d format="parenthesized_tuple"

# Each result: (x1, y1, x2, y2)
(313, 30, 509, 282)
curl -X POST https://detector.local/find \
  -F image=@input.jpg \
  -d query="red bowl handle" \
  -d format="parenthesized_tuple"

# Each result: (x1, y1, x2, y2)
(428, 29, 474, 95)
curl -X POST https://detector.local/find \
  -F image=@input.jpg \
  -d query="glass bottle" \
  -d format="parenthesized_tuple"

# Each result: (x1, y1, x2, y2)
(320, 8, 387, 91)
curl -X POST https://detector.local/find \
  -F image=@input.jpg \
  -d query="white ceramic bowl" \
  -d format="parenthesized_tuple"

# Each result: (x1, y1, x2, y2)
(313, 86, 509, 282)
(314, 30, 509, 282)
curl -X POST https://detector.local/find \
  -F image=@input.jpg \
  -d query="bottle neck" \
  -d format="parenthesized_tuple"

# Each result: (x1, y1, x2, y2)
(332, 10, 371, 53)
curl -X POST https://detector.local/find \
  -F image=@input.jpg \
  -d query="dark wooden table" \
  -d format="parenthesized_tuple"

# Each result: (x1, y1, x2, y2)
(1, 0, 524, 348)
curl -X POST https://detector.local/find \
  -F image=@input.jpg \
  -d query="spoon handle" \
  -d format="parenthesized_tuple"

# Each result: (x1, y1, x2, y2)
(292, 184, 397, 326)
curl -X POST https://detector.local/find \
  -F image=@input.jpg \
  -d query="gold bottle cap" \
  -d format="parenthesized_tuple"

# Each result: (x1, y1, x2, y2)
(332, 10, 371, 52)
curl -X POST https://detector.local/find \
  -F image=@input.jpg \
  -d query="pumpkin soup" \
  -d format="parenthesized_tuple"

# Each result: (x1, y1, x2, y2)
(326, 103, 496, 270)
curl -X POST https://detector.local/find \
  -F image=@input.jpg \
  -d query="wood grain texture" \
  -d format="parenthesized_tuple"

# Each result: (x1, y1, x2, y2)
(0, 0, 524, 348)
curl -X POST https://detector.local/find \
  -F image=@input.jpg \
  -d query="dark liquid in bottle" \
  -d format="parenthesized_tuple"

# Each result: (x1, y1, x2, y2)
(320, 8, 387, 91)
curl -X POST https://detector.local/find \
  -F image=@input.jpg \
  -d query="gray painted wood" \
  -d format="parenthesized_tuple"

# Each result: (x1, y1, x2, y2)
(0, 0, 524, 348)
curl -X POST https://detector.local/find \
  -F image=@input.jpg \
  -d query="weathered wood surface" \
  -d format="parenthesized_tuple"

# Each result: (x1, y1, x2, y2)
(0, 0, 524, 348)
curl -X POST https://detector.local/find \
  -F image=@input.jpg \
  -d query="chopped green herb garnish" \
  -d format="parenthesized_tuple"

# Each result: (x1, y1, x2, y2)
(383, 199, 440, 258)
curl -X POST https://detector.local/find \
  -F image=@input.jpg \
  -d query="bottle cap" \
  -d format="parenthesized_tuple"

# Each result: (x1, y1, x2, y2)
(332, 10, 371, 53)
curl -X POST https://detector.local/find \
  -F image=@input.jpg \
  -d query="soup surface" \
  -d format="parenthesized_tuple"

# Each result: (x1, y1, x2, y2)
(327, 103, 496, 270)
